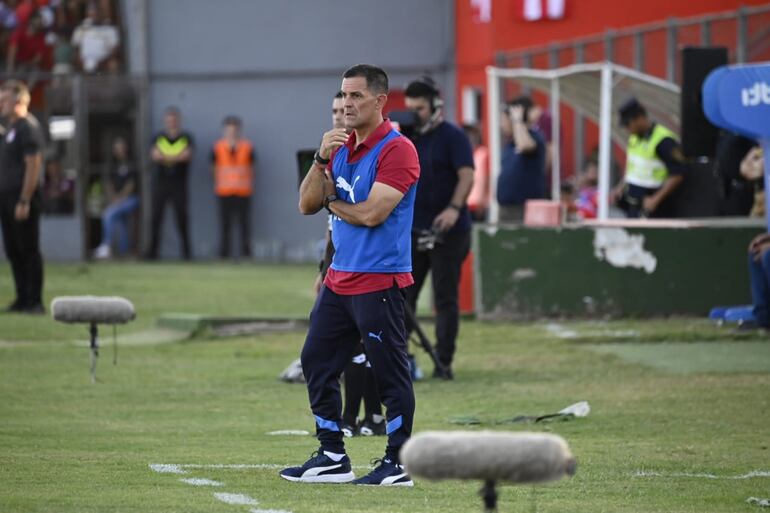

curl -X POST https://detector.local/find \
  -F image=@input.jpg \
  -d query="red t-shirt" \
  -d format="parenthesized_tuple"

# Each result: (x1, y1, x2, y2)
(10, 28, 47, 65)
(324, 119, 420, 295)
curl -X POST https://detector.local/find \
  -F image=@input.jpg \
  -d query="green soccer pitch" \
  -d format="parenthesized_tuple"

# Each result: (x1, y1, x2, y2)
(1, 263, 768, 513)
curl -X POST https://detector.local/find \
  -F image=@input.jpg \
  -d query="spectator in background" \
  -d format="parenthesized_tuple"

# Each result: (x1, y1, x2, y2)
(463, 123, 489, 221)
(528, 101, 559, 187)
(6, 10, 49, 79)
(71, 2, 118, 73)
(560, 182, 576, 221)
(497, 96, 546, 222)
(715, 131, 759, 216)
(210, 116, 255, 259)
(13, 0, 35, 27)
(55, 0, 86, 35)
(0, 1, 18, 31)
(575, 157, 599, 220)
(94, 137, 139, 259)
(146, 107, 193, 260)
(0, 81, 45, 314)
(740, 146, 764, 218)
(612, 98, 685, 218)
(747, 230, 770, 329)
(42, 158, 75, 214)
(51, 28, 75, 75)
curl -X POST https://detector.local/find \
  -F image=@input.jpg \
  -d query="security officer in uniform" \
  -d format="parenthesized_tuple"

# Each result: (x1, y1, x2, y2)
(612, 98, 686, 218)
(210, 116, 255, 259)
(146, 106, 194, 259)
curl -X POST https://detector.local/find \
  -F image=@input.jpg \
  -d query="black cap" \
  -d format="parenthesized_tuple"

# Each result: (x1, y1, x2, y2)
(618, 97, 646, 126)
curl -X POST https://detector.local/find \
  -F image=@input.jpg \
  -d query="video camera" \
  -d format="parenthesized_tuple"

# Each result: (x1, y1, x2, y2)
(414, 228, 444, 252)
(388, 110, 420, 140)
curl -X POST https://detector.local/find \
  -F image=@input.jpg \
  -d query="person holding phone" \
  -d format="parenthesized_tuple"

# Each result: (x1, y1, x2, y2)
(496, 96, 547, 222)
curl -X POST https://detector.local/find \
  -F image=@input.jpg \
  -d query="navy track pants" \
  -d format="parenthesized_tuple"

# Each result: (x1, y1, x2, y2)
(301, 284, 415, 460)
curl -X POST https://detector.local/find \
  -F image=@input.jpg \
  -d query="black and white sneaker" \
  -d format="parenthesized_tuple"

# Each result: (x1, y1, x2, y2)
(351, 458, 413, 487)
(357, 417, 385, 436)
(341, 422, 356, 438)
(279, 451, 355, 483)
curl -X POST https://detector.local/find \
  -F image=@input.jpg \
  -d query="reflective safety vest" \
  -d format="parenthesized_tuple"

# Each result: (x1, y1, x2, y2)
(156, 134, 191, 159)
(213, 139, 254, 197)
(625, 123, 678, 189)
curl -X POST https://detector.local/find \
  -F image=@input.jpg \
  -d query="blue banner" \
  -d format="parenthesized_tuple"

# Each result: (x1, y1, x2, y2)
(703, 63, 770, 139)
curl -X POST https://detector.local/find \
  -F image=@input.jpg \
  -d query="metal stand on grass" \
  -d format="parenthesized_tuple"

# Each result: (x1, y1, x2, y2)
(51, 296, 136, 383)
(403, 303, 450, 378)
(87, 323, 120, 384)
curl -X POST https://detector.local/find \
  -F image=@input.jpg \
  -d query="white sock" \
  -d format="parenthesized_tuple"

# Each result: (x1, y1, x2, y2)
(372, 414, 384, 424)
(324, 451, 345, 462)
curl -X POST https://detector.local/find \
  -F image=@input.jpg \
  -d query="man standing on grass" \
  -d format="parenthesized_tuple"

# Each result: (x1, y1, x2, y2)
(314, 90, 386, 438)
(145, 107, 194, 260)
(0, 81, 45, 314)
(281, 64, 419, 486)
(210, 115, 255, 259)
(403, 76, 475, 380)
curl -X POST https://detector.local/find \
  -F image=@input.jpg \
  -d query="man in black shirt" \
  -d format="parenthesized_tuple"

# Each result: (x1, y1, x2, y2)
(0, 81, 45, 314)
(146, 106, 194, 260)
(403, 77, 475, 380)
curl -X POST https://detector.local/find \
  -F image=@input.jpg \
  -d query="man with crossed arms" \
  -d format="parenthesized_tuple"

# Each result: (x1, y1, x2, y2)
(281, 64, 419, 486)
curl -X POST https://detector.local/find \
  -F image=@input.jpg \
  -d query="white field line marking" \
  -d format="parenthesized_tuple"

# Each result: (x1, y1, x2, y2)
(634, 470, 770, 480)
(746, 497, 770, 507)
(214, 492, 259, 506)
(180, 478, 223, 486)
(150, 464, 297, 513)
(545, 323, 578, 339)
(151, 462, 371, 471)
(266, 430, 310, 436)
(149, 464, 188, 474)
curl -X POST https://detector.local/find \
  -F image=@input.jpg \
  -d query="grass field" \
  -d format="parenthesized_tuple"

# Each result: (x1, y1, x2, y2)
(1, 263, 769, 513)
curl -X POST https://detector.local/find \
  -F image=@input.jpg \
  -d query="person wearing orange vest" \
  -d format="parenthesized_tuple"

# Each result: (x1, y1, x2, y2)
(210, 116, 255, 258)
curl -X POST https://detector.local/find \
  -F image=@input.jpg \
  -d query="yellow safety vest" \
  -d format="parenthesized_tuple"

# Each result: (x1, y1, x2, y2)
(625, 124, 678, 189)
(156, 135, 190, 159)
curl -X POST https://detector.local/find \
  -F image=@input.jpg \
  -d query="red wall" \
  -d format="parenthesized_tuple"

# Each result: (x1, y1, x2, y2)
(456, 0, 769, 174)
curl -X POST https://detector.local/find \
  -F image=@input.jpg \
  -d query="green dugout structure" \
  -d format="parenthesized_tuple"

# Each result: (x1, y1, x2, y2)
(473, 219, 764, 319)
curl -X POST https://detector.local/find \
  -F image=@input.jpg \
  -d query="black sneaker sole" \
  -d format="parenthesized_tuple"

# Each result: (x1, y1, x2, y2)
(280, 471, 355, 483)
(352, 479, 414, 487)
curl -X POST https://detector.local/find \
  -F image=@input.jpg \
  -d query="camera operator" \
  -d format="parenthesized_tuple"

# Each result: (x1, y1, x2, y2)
(403, 77, 474, 380)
